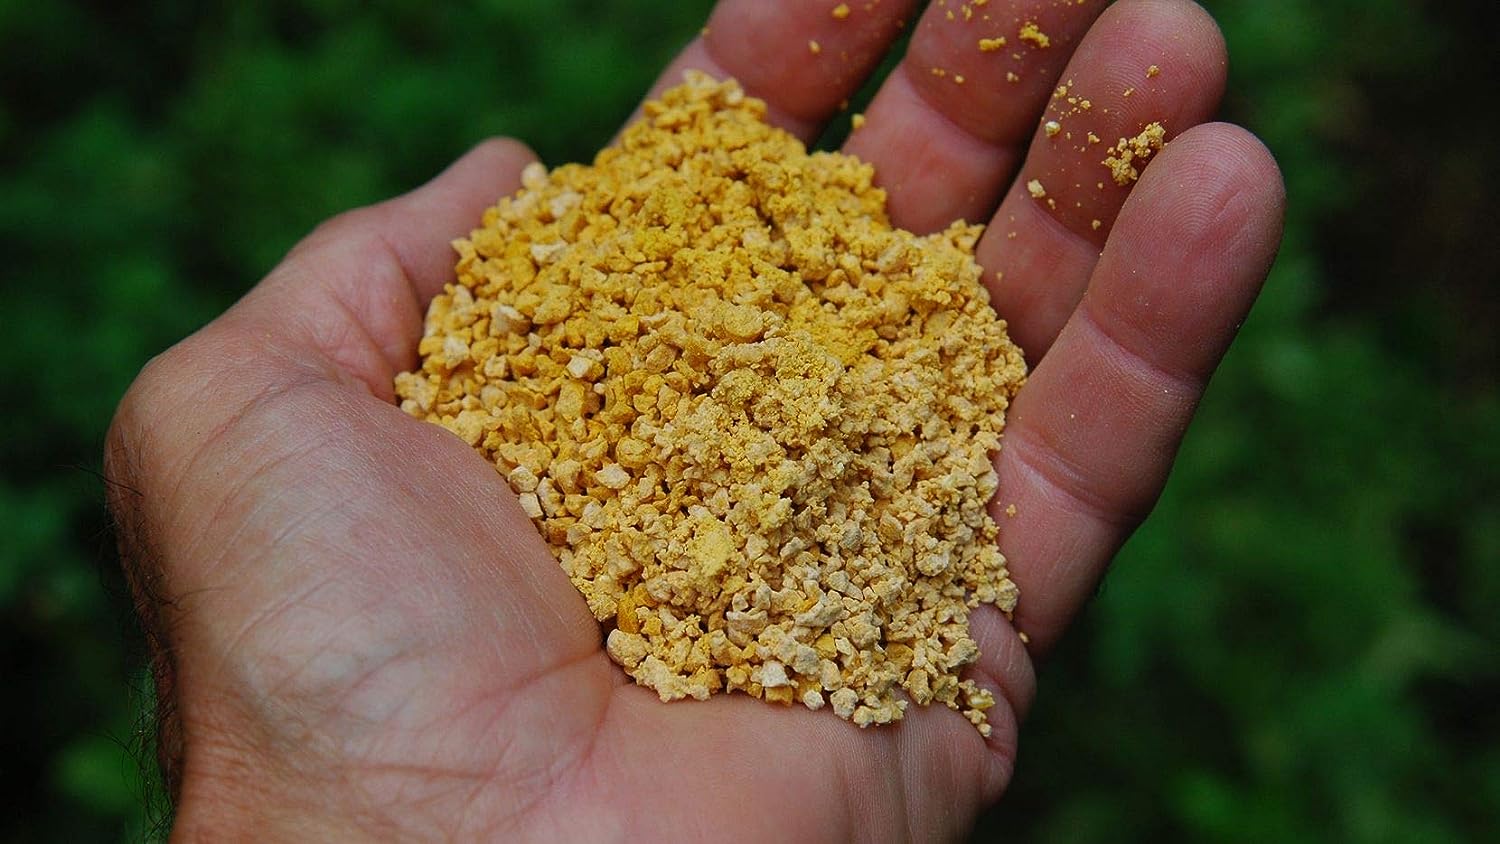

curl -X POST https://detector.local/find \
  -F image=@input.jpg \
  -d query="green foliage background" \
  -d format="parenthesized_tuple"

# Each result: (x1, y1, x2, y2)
(2, 1, 1495, 840)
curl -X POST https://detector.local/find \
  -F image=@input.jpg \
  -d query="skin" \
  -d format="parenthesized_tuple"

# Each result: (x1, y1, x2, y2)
(105, 1, 1284, 840)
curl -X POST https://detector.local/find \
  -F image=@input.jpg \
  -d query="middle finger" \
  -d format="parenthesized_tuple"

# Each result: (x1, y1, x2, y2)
(844, 0, 1110, 233)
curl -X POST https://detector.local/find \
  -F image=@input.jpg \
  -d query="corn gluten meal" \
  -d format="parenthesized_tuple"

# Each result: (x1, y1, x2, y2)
(396, 73, 1027, 735)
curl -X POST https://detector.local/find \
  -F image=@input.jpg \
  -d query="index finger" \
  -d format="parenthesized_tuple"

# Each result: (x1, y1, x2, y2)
(640, 0, 918, 143)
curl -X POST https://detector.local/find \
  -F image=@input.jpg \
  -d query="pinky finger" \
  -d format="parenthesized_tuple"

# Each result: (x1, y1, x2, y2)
(994, 123, 1286, 650)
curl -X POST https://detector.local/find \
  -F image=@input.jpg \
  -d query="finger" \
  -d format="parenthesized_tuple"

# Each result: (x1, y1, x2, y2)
(295, 136, 539, 301)
(843, 0, 1108, 233)
(241, 138, 539, 395)
(978, 0, 1228, 358)
(641, 0, 919, 143)
(994, 124, 1285, 650)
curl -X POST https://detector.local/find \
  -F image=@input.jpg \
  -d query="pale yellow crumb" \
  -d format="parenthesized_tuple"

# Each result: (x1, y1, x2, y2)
(1043, 120, 1061, 138)
(809, 39, 821, 55)
(1091, 219, 1102, 231)
(1026, 178, 1046, 199)
(832, 2, 851, 19)
(1102, 121, 1167, 186)
(851, 112, 866, 129)
(978, 37, 1007, 51)
(398, 73, 1026, 738)
(1147, 64, 1160, 77)
(1019, 21, 1050, 48)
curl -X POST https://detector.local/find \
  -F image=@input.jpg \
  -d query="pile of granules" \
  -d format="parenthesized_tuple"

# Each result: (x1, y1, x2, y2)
(395, 72, 1028, 735)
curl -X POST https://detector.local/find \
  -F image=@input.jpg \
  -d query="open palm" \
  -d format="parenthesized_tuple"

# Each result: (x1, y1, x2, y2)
(106, 1, 1282, 839)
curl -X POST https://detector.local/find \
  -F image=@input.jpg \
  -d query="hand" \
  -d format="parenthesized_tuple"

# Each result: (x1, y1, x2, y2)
(106, 1, 1283, 839)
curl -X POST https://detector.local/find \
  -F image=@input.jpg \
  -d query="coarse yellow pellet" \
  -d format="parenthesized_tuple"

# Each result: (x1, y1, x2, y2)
(396, 73, 1027, 735)
(1103, 121, 1167, 186)
(1018, 21, 1050, 48)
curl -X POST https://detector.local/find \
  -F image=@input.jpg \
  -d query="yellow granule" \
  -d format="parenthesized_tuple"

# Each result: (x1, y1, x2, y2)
(832, 3, 850, 19)
(395, 73, 1027, 735)
(1103, 121, 1167, 186)
(1018, 21, 1050, 48)
(978, 37, 1007, 51)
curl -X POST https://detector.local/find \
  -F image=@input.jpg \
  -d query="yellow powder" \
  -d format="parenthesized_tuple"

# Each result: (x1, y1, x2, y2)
(396, 73, 1027, 736)
(1103, 121, 1167, 186)
(1018, 21, 1050, 48)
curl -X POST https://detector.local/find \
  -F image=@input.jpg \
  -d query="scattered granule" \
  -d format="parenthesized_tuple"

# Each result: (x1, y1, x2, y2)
(832, 2, 851, 19)
(1006, 71, 1020, 83)
(954, 74, 966, 85)
(1026, 178, 1047, 199)
(1043, 120, 1061, 138)
(1147, 64, 1161, 78)
(396, 73, 1028, 737)
(1091, 219, 1102, 231)
(850, 113, 866, 130)
(1018, 21, 1050, 48)
(1103, 121, 1167, 186)
(809, 39, 822, 55)
(978, 37, 1006, 51)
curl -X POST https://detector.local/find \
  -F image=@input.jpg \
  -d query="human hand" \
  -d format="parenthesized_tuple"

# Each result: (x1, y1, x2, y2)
(105, 1, 1283, 839)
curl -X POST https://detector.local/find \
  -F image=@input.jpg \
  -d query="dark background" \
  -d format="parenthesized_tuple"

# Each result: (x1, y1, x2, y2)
(2, 1, 1496, 840)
